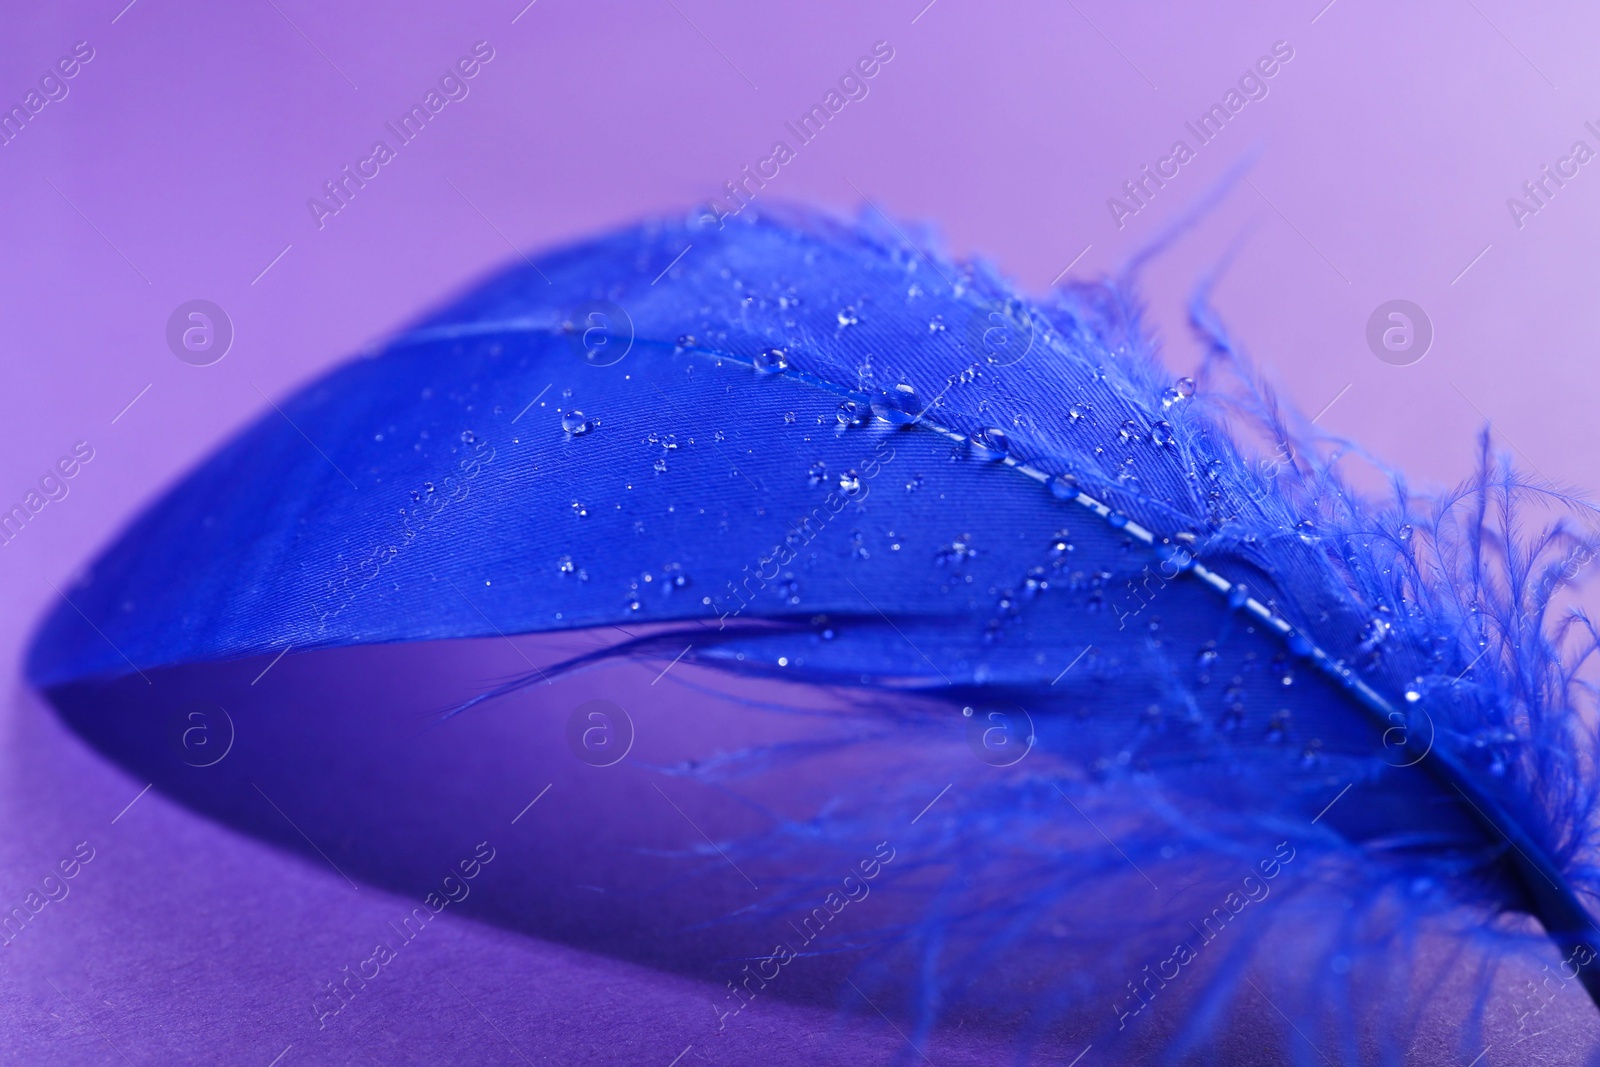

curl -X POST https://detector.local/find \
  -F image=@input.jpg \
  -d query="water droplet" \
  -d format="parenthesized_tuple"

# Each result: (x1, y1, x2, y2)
(561, 410, 596, 436)
(754, 347, 789, 374)
(837, 400, 870, 428)
(905, 474, 924, 492)
(836, 306, 860, 328)
(571, 501, 588, 518)
(1150, 421, 1175, 447)
(1266, 709, 1291, 743)
(1175, 376, 1196, 398)
(871, 384, 921, 426)
(937, 533, 976, 566)
(1228, 583, 1251, 610)
(783, 411, 797, 424)
(808, 461, 827, 485)
(1118, 420, 1143, 445)
(927, 316, 946, 333)
(558, 555, 575, 574)
(653, 457, 668, 473)
(838, 469, 862, 494)
(1357, 617, 1390, 648)
(969, 427, 1009, 461)
(1398, 524, 1414, 543)
(1068, 403, 1091, 424)
(1107, 512, 1129, 529)
(1050, 473, 1080, 501)
(674, 334, 696, 351)
(460, 430, 476, 443)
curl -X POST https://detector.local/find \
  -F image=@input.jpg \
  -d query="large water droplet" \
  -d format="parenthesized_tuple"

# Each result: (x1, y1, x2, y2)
(1050, 473, 1080, 501)
(1150, 421, 1175, 447)
(871, 384, 921, 426)
(561, 410, 596, 436)
(838, 469, 862, 494)
(836, 307, 860, 328)
(754, 347, 789, 374)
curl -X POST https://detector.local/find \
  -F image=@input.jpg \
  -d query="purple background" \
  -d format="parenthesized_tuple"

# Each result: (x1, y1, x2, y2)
(4, 0, 1600, 1062)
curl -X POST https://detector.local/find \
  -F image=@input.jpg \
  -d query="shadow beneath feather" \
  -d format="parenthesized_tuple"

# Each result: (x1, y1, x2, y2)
(42, 632, 1595, 1064)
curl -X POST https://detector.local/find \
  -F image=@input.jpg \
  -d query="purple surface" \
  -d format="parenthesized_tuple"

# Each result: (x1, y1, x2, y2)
(4, 0, 1600, 1062)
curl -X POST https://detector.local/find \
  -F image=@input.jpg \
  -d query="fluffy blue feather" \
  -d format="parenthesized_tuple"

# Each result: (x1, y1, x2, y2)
(28, 205, 1600, 1061)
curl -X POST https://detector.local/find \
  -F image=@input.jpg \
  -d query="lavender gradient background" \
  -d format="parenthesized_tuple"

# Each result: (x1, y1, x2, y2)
(4, 0, 1600, 1062)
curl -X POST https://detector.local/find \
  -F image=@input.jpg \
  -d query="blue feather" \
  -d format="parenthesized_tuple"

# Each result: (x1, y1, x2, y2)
(28, 204, 1600, 1061)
